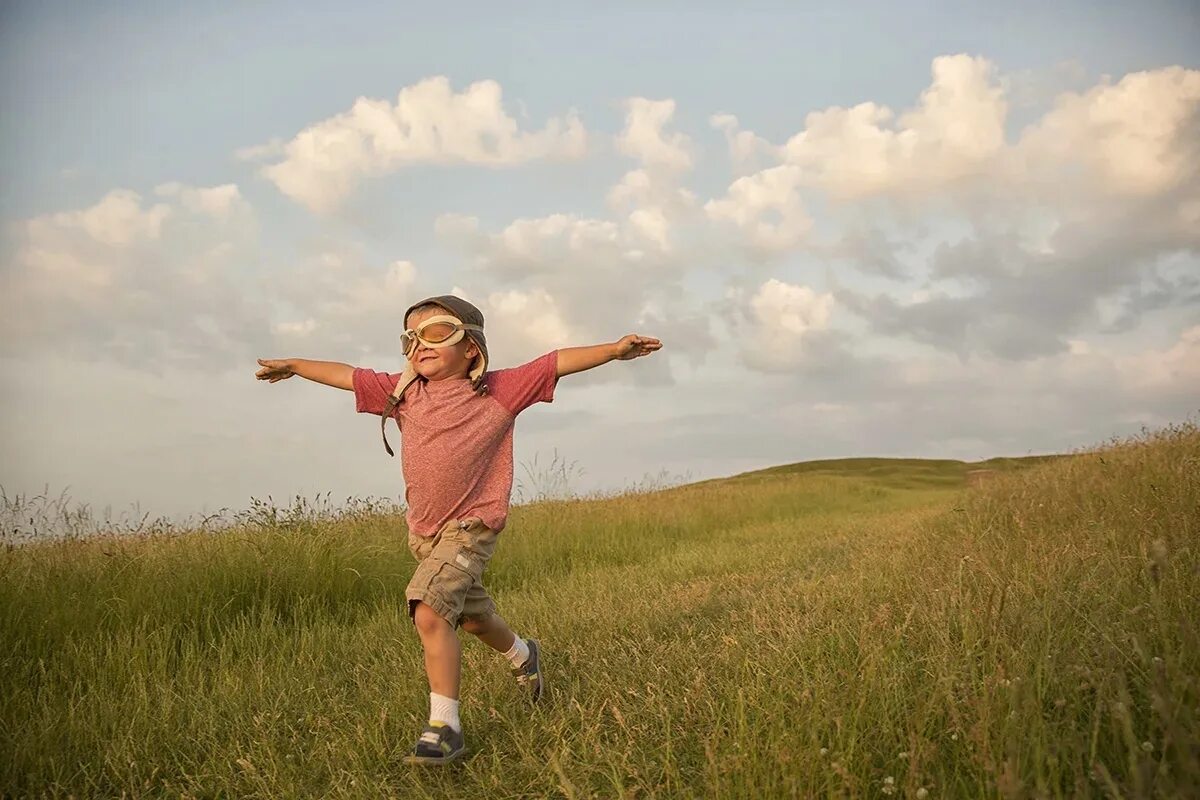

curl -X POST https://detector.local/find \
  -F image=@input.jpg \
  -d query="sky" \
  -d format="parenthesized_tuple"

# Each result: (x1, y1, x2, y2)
(1, 1, 1198, 524)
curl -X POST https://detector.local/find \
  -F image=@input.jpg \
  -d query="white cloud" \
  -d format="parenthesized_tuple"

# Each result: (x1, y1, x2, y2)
(749, 278, 834, 337)
(270, 255, 420, 355)
(483, 288, 572, 363)
(606, 168, 697, 215)
(437, 211, 660, 273)
(155, 182, 250, 220)
(2, 185, 263, 366)
(704, 164, 811, 255)
(1016, 66, 1200, 197)
(710, 113, 783, 174)
(783, 54, 1007, 198)
(1115, 325, 1200, 392)
(732, 278, 836, 372)
(616, 98, 693, 171)
(606, 169, 697, 254)
(27, 189, 171, 249)
(254, 76, 587, 212)
(619, 97, 696, 171)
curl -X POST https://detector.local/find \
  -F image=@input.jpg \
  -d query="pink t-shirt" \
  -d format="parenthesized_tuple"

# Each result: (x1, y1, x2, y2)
(353, 351, 558, 536)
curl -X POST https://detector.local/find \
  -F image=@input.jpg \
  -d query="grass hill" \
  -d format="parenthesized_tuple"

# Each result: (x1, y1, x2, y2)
(697, 453, 1059, 491)
(2, 424, 1197, 798)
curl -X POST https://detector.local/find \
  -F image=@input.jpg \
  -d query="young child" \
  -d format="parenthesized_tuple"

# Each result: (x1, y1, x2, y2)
(255, 294, 662, 765)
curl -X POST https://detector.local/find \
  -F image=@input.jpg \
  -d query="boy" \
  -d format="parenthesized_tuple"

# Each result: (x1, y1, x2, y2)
(255, 294, 662, 765)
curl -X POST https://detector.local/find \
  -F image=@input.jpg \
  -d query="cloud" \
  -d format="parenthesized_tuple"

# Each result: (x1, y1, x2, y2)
(251, 77, 588, 212)
(155, 182, 250, 220)
(710, 113, 784, 174)
(704, 164, 811, 255)
(481, 287, 573, 364)
(270, 253, 420, 356)
(25, 189, 172, 249)
(728, 278, 838, 372)
(781, 55, 1007, 199)
(1016, 66, 1200, 197)
(1114, 324, 1200, 396)
(1, 185, 264, 367)
(616, 98, 693, 171)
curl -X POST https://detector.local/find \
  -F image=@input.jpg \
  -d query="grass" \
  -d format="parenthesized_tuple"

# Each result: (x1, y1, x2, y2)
(1, 422, 1197, 798)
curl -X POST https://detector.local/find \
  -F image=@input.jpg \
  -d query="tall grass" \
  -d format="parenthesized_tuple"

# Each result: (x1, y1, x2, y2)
(1, 423, 1196, 798)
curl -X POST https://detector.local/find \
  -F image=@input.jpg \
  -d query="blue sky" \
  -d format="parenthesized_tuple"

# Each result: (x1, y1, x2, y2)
(2, 1, 1198, 525)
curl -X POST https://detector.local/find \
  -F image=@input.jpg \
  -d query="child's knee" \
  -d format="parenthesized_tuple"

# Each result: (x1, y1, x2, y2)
(412, 601, 451, 635)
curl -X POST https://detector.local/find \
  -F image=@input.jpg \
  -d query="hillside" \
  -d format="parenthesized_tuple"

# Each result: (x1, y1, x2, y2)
(1, 423, 1196, 798)
(698, 453, 1059, 491)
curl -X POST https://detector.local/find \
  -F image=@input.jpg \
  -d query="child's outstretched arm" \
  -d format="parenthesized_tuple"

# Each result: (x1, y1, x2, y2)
(556, 334, 662, 378)
(255, 358, 354, 391)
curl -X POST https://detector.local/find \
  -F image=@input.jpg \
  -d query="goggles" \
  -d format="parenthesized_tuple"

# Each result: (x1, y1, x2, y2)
(400, 314, 484, 357)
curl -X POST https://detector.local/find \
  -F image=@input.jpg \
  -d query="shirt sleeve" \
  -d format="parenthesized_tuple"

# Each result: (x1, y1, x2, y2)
(486, 350, 558, 416)
(352, 368, 402, 416)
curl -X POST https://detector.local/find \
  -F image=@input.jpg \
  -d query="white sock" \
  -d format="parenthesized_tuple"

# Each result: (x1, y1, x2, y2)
(503, 636, 530, 668)
(429, 692, 461, 733)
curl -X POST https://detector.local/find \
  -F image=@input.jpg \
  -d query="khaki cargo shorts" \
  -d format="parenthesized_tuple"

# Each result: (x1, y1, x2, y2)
(406, 516, 499, 628)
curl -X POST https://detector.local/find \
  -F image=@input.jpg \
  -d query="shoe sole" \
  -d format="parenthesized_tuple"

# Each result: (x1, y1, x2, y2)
(404, 746, 467, 765)
(528, 638, 545, 704)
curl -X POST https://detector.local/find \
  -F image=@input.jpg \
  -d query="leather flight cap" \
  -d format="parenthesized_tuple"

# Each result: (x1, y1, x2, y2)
(379, 295, 489, 457)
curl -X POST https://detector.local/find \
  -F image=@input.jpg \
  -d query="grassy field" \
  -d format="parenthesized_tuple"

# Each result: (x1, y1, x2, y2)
(2, 423, 1197, 798)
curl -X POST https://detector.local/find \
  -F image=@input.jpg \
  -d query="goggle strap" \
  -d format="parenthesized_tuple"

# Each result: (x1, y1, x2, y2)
(380, 367, 422, 457)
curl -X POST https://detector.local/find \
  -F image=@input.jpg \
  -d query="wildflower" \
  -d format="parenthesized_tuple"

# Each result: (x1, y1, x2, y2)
(951, 732, 958, 741)
(1142, 741, 1154, 753)
(916, 789, 929, 799)
(882, 776, 896, 795)
(898, 751, 909, 759)
(819, 747, 829, 756)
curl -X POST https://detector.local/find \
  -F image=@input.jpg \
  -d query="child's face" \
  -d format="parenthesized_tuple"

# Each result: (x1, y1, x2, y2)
(406, 306, 479, 381)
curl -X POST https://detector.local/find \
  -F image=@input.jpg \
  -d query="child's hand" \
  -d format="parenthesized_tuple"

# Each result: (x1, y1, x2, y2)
(255, 358, 295, 382)
(614, 334, 662, 360)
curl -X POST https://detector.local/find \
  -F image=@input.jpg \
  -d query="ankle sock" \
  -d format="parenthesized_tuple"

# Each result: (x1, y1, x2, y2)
(429, 692, 461, 733)
(503, 636, 531, 668)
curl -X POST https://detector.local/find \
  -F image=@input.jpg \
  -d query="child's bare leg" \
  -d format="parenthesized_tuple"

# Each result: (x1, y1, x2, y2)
(459, 611, 517, 653)
(461, 611, 542, 701)
(413, 601, 461, 697)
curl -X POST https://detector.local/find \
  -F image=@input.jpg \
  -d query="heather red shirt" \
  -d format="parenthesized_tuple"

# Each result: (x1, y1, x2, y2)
(352, 351, 558, 536)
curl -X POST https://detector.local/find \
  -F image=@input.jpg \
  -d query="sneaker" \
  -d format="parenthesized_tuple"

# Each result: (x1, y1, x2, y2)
(403, 721, 466, 765)
(511, 638, 544, 703)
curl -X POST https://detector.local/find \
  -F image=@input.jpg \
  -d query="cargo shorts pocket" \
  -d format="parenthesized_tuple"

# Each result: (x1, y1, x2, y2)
(405, 518, 493, 625)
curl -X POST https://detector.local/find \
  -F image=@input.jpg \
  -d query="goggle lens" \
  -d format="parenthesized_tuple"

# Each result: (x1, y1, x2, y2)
(418, 321, 456, 343)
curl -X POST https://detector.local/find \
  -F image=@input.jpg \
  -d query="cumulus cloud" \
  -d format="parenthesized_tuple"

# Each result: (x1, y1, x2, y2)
(616, 98, 693, 171)
(1, 185, 264, 367)
(710, 113, 784, 174)
(704, 165, 811, 256)
(25, 189, 172, 249)
(480, 287, 573, 364)
(155, 182, 250, 220)
(251, 77, 587, 212)
(270, 252, 420, 356)
(727, 278, 838, 372)
(697, 59, 1200, 359)
(1016, 66, 1200, 197)
(781, 55, 1007, 199)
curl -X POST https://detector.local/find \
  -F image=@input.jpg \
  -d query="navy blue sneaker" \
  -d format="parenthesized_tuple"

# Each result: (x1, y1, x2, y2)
(404, 721, 466, 765)
(512, 638, 544, 703)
